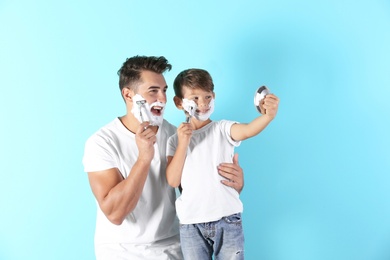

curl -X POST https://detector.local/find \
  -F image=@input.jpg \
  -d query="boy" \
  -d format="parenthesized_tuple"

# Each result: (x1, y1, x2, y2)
(166, 68, 279, 259)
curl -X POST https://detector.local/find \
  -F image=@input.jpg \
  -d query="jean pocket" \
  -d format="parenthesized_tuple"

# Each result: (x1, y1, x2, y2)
(223, 213, 242, 224)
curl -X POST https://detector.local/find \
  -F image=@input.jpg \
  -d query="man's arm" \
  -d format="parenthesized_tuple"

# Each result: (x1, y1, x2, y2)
(87, 122, 156, 225)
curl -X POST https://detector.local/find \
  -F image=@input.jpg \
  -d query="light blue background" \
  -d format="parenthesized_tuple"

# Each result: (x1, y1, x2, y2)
(1, 0, 389, 259)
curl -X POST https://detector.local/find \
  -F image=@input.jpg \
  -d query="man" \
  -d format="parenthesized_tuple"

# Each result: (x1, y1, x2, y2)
(83, 56, 244, 259)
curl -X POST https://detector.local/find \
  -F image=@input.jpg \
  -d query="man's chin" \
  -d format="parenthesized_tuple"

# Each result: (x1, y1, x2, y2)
(150, 115, 164, 126)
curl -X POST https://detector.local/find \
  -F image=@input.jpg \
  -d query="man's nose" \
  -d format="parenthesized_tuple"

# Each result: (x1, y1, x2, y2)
(157, 91, 166, 103)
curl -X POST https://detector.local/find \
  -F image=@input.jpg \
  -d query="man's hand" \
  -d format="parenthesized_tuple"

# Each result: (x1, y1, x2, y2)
(135, 122, 156, 162)
(218, 153, 244, 193)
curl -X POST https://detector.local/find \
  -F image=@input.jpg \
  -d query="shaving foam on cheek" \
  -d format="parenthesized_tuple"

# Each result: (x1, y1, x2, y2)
(193, 98, 215, 121)
(182, 99, 197, 117)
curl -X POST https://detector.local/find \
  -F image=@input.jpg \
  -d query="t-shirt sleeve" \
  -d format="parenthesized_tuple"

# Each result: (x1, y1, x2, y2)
(220, 120, 241, 147)
(82, 134, 118, 172)
(166, 134, 178, 158)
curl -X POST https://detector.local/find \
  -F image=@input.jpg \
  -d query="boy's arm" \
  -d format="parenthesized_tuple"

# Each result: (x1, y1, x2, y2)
(166, 123, 193, 188)
(231, 94, 279, 141)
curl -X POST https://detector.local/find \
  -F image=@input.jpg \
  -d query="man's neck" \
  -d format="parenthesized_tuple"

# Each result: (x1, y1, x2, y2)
(119, 114, 159, 134)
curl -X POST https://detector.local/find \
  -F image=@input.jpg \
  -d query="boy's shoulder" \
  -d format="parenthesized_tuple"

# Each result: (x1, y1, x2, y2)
(215, 119, 240, 128)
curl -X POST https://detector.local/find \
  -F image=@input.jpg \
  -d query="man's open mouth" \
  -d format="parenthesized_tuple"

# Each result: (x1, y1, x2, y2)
(151, 106, 163, 116)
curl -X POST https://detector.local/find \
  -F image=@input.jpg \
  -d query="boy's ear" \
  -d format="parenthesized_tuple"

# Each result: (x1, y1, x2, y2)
(173, 96, 183, 109)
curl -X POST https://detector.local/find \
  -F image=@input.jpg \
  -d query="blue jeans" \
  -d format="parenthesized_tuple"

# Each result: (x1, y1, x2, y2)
(179, 213, 244, 260)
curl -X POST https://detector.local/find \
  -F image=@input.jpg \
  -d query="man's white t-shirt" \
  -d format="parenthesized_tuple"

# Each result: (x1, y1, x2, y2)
(83, 118, 179, 250)
(166, 120, 243, 225)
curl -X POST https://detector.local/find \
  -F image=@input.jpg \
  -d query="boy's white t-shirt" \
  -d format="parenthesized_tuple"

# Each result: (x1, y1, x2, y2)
(83, 118, 179, 247)
(166, 120, 242, 224)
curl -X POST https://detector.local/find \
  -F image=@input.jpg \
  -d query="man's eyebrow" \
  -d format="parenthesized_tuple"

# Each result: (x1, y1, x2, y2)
(148, 85, 168, 89)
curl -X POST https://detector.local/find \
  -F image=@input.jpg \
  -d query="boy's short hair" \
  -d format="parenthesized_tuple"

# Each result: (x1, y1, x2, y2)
(117, 55, 172, 92)
(173, 69, 214, 98)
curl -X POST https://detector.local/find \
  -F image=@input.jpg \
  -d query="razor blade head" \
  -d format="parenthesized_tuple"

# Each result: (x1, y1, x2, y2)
(135, 100, 147, 122)
(187, 106, 195, 117)
(136, 100, 147, 106)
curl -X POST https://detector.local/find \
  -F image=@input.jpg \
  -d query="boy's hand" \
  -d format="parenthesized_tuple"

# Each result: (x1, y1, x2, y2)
(177, 122, 193, 148)
(260, 94, 279, 118)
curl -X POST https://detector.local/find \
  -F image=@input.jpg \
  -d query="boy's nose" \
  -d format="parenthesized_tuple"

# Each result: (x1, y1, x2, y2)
(198, 99, 208, 108)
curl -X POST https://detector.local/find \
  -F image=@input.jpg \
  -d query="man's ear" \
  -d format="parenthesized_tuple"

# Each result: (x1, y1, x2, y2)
(122, 88, 134, 103)
(173, 96, 183, 110)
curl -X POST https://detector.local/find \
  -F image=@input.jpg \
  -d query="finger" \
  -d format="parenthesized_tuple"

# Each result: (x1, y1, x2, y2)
(260, 99, 266, 114)
(184, 123, 193, 130)
(263, 99, 279, 110)
(264, 97, 279, 107)
(137, 122, 150, 134)
(220, 179, 240, 190)
(143, 129, 156, 139)
(220, 179, 234, 188)
(218, 162, 239, 172)
(265, 94, 279, 101)
(218, 168, 238, 183)
(264, 97, 278, 106)
(185, 128, 193, 134)
(232, 153, 239, 166)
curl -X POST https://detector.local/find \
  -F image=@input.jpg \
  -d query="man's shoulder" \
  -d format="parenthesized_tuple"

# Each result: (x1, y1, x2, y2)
(161, 119, 177, 134)
(162, 119, 176, 128)
(85, 118, 120, 143)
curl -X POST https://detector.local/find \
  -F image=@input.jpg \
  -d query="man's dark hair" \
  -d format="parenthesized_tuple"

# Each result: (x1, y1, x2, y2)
(117, 55, 172, 92)
(173, 68, 214, 99)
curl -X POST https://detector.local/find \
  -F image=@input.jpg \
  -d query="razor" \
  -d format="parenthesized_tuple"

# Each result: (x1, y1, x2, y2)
(185, 105, 194, 123)
(136, 100, 147, 123)
(182, 99, 196, 123)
